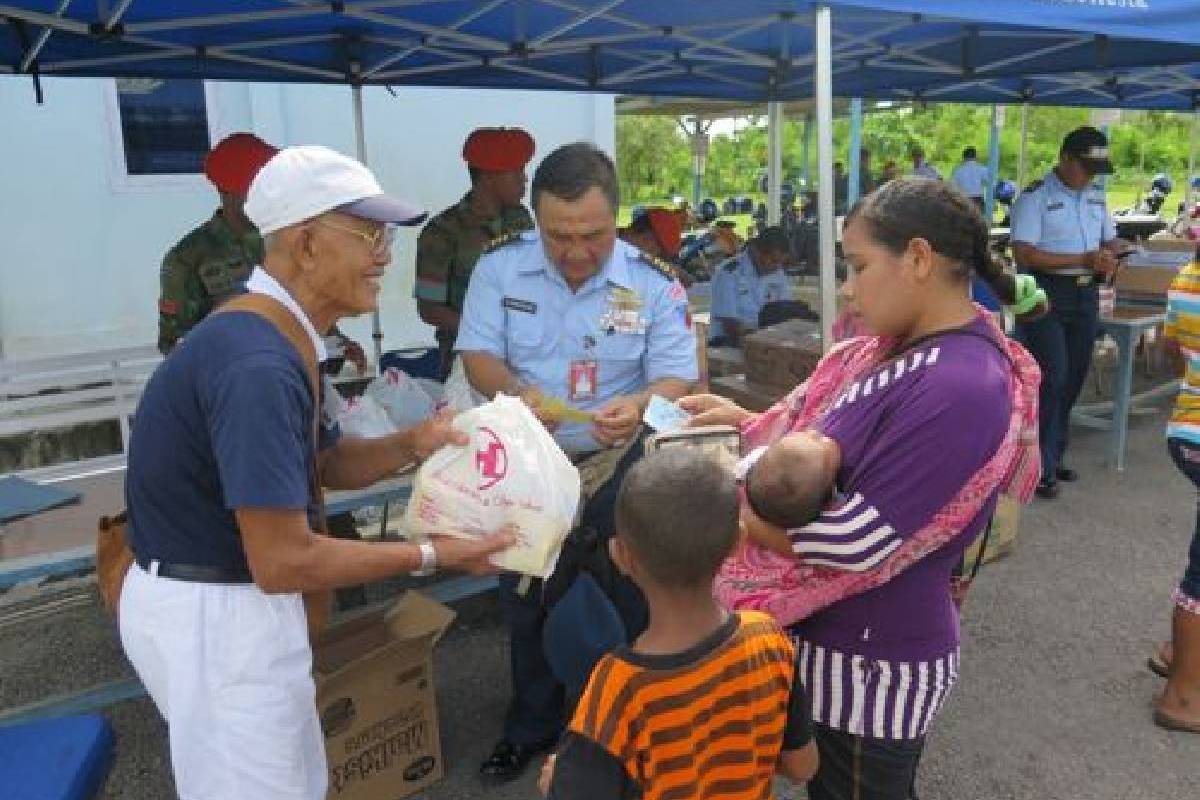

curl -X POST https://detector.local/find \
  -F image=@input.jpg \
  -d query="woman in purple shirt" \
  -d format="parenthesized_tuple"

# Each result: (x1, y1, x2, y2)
(683, 178, 1042, 799)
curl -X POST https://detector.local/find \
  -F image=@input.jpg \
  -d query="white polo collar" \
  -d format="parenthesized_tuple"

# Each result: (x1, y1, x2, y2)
(245, 267, 328, 361)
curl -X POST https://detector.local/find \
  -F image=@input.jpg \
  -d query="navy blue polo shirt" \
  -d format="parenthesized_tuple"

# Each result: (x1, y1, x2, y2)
(126, 311, 340, 570)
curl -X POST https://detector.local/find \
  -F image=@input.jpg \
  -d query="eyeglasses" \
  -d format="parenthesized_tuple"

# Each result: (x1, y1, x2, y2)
(314, 219, 396, 257)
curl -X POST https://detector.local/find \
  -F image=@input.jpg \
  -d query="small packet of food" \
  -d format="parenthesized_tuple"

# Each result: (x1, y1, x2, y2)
(536, 395, 595, 424)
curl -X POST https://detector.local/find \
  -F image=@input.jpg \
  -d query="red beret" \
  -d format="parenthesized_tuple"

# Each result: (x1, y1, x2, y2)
(204, 133, 278, 195)
(645, 208, 682, 258)
(462, 127, 535, 172)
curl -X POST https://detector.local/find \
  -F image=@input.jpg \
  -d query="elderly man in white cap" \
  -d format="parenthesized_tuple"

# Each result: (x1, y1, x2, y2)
(118, 145, 515, 800)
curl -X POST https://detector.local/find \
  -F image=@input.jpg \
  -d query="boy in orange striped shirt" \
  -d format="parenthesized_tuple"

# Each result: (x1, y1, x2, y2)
(539, 449, 818, 799)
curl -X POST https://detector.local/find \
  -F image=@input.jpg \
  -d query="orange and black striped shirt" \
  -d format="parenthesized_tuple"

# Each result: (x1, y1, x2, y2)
(548, 611, 811, 800)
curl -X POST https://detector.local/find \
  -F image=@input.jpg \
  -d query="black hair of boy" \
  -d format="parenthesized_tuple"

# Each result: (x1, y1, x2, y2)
(614, 449, 739, 588)
(745, 445, 830, 530)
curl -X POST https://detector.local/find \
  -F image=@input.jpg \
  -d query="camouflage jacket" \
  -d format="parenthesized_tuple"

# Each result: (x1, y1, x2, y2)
(413, 192, 534, 317)
(158, 211, 263, 354)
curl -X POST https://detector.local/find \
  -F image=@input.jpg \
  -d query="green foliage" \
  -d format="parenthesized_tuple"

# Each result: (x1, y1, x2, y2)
(617, 105, 1200, 205)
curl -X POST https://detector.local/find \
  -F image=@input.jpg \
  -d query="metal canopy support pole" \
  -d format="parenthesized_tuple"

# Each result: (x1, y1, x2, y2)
(815, 5, 836, 350)
(847, 97, 863, 208)
(1017, 103, 1029, 191)
(801, 114, 812, 189)
(690, 117, 706, 210)
(985, 104, 1003, 222)
(1189, 111, 1198, 202)
(351, 81, 383, 375)
(767, 101, 783, 226)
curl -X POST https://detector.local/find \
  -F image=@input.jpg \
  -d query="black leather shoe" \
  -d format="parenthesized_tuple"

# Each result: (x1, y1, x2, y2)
(479, 738, 556, 783)
(1035, 479, 1060, 500)
(1055, 466, 1079, 482)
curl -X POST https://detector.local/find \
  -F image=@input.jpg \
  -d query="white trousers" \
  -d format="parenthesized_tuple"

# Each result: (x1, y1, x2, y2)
(119, 563, 327, 800)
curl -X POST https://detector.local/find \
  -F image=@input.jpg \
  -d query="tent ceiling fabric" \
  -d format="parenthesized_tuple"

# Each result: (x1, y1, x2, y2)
(1, 1, 1199, 109)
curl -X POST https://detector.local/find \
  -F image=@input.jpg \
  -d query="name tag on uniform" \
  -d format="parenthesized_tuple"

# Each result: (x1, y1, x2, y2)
(502, 296, 537, 314)
(1047, 202, 1065, 211)
(568, 360, 598, 401)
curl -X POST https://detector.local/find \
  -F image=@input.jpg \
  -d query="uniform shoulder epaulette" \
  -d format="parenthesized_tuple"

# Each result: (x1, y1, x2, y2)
(720, 257, 739, 273)
(483, 230, 524, 254)
(636, 251, 679, 282)
(1023, 179, 1044, 194)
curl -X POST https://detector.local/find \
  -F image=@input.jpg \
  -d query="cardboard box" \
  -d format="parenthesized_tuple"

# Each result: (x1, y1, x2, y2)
(742, 318, 823, 395)
(710, 374, 785, 412)
(1144, 235, 1197, 253)
(314, 592, 455, 800)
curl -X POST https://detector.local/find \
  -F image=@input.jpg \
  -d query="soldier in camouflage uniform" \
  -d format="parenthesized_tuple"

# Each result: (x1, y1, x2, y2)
(157, 133, 277, 354)
(414, 127, 536, 377)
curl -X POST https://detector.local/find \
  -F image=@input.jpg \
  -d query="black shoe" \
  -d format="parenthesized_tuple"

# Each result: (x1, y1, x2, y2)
(1035, 479, 1060, 500)
(1055, 466, 1079, 483)
(479, 738, 556, 783)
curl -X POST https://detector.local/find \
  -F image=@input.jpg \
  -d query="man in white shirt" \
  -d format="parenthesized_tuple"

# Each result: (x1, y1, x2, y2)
(951, 146, 990, 211)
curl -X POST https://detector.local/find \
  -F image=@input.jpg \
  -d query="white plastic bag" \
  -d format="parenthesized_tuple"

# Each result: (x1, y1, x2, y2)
(337, 394, 397, 439)
(442, 356, 486, 412)
(405, 394, 581, 578)
(364, 367, 435, 429)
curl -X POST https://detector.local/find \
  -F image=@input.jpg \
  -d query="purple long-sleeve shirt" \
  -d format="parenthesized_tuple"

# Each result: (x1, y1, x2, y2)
(790, 317, 1011, 738)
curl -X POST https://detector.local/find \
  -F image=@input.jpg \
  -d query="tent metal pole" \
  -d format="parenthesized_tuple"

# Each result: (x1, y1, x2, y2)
(351, 81, 383, 376)
(1017, 102, 1029, 190)
(691, 117, 704, 210)
(815, 4, 836, 350)
(847, 97, 863, 208)
(985, 104, 1002, 222)
(1189, 111, 1198, 193)
(801, 114, 811, 189)
(767, 101, 783, 226)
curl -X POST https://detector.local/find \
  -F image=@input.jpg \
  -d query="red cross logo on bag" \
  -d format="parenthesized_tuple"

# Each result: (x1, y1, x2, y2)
(475, 426, 508, 490)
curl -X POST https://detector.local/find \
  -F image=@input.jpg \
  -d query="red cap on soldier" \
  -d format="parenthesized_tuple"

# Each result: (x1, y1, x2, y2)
(204, 133, 278, 196)
(462, 127, 535, 172)
(645, 208, 683, 259)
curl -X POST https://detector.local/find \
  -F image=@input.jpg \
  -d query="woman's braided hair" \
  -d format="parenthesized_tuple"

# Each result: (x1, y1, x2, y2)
(844, 176, 1016, 304)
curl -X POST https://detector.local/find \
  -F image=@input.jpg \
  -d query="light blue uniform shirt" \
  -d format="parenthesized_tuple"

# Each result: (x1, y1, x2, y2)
(951, 159, 989, 198)
(455, 232, 698, 454)
(1011, 170, 1117, 274)
(708, 250, 794, 340)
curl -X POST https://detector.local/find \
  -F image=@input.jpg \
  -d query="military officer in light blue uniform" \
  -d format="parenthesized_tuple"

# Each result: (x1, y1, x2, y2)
(456, 142, 697, 784)
(708, 225, 794, 345)
(1011, 126, 1130, 499)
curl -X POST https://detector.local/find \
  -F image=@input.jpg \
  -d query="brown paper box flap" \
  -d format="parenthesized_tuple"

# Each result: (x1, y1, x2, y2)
(313, 591, 455, 677)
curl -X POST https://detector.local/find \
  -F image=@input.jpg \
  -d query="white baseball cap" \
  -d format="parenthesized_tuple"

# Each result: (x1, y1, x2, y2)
(245, 145, 426, 235)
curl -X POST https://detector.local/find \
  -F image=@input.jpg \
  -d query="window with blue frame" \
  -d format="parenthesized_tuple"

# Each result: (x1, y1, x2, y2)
(115, 78, 210, 176)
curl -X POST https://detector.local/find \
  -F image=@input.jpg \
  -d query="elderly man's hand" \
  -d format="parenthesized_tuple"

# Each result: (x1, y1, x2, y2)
(410, 409, 468, 461)
(429, 527, 518, 575)
(678, 393, 753, 428)
(593, 395, 642, 447)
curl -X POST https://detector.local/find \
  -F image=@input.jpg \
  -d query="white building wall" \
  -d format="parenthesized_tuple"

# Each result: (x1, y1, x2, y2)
(0, 77, 615, 360)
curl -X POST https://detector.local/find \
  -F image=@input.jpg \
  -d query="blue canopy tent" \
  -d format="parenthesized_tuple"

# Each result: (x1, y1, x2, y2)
(3, 0, 1200, 346)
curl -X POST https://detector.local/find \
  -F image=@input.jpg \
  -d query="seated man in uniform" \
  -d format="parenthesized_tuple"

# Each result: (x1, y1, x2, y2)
(456, 142, 698, 783)
(708, 225, 794, 346)
(414, 127, 536, 378)
(619, 206, 689, 284)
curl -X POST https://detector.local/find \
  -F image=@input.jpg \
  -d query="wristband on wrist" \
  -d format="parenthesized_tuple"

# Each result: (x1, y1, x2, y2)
(412, 539, 438, 576)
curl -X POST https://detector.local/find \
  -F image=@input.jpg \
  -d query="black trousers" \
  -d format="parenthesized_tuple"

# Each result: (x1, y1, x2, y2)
(807, 724, 926, 800)
(1016, 274, 1100, 478)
